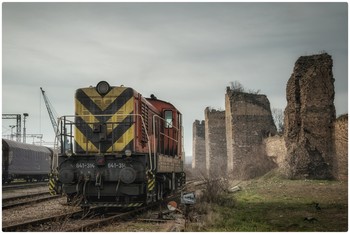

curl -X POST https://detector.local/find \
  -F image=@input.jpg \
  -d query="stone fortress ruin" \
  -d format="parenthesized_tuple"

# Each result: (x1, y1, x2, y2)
(192, 53, 347, 181)
(225, 89, 277, 179)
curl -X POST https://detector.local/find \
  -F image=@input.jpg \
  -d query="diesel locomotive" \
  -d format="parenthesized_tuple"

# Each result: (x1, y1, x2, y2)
(53, 81, 185, 208)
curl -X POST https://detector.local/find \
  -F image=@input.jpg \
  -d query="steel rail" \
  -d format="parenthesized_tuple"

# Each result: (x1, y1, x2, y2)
(2, 194, 60, 210)
(2, 208, 89, 231)
(65, 194, 181, 232)
(2, 191, 50, 202)
(3, 193, 181, 232)
(2, 182, 48, 191)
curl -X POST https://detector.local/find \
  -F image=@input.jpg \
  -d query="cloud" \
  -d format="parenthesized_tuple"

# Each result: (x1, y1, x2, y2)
(2, 2, 347, 155)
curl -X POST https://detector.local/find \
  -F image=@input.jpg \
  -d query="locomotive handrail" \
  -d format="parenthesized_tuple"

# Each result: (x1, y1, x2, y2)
(159, 132, 178, 143)
(54, 114, 153, 170)
(152, 115, 181, 171)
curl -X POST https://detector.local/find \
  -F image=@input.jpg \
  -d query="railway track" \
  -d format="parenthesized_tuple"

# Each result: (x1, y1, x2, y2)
(2, 208, 89, 231)
(2, 182, 48, 191)
(64, 205, 156, 232)
(3, 181, 196, 232)
(3, 194, 181, 232)
(2, 192, 60, 210)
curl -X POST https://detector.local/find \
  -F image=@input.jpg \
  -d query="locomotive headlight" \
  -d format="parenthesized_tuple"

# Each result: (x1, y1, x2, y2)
(96, 81, 110, 95)
(125, 149, 132, 157)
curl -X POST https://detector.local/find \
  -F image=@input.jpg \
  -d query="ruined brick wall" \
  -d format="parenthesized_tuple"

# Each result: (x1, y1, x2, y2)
(205, 107, 227, 178)
(264, 135, 287, 169)
(225, 88, 277, 179)
(284, 53, 335, 179)
(225, 91, 234, 173)
(333, 114, 348, 181)
(192, 120, 206, 174)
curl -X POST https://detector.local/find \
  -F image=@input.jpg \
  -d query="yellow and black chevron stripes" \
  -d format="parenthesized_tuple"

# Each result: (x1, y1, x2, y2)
(81, 87, 128, 111)
(75, 127, 99, 152)
(148, 172, 155, 191)
(107, 124, 135, 152)
(48, 175, 57, 195)
(74, 87, 135, 153)
(75, 98, 99, 126)
(106, 97, 134, 133)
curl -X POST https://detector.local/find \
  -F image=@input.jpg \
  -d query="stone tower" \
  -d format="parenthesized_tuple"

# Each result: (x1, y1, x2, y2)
(204, 107, 227, 178)
(332, 114, 348, 181)
(192, 120, 206, 174)
(225, 88, 277, 179)
(284, 53, 335, 179)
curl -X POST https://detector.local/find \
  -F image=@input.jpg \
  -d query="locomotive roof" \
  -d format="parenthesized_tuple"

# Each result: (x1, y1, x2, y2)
(77, 84, 180, 114)
(2, 139, 52, 153)
(146, 97, 174, 107)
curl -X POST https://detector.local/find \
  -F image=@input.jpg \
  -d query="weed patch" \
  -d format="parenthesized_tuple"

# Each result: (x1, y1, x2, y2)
(186, 174, 347, 232)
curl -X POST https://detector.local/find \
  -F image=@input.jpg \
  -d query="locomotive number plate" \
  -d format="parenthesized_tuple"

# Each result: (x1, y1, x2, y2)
(107, 162, 126, 169)
(76, 163, 95, 169)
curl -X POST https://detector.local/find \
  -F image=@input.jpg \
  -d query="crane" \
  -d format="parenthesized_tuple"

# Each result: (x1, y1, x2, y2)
(40, 87, 59, 135)
(40, 88, 61, 196)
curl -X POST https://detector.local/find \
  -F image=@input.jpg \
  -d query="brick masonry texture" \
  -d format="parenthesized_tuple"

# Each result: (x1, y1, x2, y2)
(284, 53, 336, 179)
(225, 89, 277, 179)
(264, 135, 287, 168)
(205, 108, 227, 178)
(332, 114, 348, 181)
(192, 120, 206, 173)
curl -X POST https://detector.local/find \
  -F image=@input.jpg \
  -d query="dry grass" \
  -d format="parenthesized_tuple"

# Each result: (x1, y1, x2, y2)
(186, 169, 348, 232)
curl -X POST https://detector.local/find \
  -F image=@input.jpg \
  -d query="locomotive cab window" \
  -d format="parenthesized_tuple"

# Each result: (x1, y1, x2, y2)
(164, 110, 173, 128)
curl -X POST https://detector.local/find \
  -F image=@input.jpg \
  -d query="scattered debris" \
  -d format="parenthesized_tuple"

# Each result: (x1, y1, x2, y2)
(136, 219, 167, 223)
(228, 186, 241, 193)
(304, 217, 318, 222)
(314, 203, 322, 211)
(181, 192, 196, 205)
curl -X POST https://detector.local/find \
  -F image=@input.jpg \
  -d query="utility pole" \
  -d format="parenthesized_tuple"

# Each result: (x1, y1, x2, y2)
(23, 113, 29, 143)
(9, 125, 15, 140)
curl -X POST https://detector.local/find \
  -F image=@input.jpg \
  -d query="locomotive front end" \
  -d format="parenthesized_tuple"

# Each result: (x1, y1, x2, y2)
(57, 81, 151, 207)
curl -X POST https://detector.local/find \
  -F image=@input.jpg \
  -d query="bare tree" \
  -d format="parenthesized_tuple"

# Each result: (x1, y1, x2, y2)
(272, 108, 284, 134)
(229, 81, 245, 92)
(229, 81, 260, 94)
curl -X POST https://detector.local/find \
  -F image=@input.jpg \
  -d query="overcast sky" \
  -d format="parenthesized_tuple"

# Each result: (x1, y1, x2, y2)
(2, 2, 348, 158)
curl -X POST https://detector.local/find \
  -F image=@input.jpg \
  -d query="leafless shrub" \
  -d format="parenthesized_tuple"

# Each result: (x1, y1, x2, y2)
(229, 81, 245, 93)
(229, 81, 260, 95)
(196, 172, 236, 208)
(248, 89, 261, 94)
